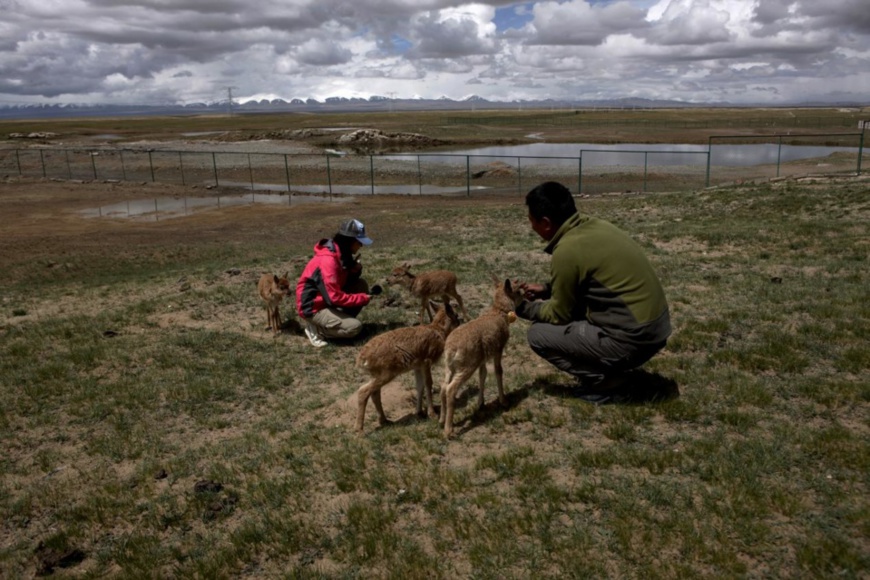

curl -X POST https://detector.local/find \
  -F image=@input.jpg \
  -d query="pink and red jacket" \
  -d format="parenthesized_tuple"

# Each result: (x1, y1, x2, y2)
(296, 239, 370, 319)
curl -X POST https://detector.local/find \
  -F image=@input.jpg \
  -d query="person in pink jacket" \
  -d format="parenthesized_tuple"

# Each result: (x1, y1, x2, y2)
(296, 218, 375, 347)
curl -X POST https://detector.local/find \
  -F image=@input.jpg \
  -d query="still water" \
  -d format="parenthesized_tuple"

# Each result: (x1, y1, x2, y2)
(79, 193, 352, 221)
(394, 142, 859, 167)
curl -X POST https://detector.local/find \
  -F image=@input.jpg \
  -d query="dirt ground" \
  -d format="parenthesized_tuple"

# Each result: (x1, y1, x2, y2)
(0, 175, 507, 271)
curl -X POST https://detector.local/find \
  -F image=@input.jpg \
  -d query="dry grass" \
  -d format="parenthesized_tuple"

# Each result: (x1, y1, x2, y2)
(1, 109, 868, 577)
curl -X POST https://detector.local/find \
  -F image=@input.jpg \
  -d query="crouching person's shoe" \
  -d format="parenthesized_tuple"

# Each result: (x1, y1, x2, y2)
(304, 321, 328, 348)
(574, 373, 631, 405)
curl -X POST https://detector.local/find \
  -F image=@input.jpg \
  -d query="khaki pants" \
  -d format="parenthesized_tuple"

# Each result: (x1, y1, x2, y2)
(310, 278, 369, 339)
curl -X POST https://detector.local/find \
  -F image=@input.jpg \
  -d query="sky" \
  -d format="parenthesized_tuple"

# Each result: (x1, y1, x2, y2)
(1, 0, 869, 107)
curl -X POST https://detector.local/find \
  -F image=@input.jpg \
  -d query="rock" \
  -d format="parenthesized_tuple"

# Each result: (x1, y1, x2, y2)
(335, 129, 445, 153)
(194, 480, 223, 493)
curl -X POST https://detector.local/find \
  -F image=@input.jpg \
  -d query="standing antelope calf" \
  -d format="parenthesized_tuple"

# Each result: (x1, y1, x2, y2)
(258, 272, 292, 334)
(355, 302, 461, 434)
(439, 277, 524, 438)
(386, 263, 469, 325)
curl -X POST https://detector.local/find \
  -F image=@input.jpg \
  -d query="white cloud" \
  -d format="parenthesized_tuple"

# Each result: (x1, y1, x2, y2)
(0, 0, 867, 106)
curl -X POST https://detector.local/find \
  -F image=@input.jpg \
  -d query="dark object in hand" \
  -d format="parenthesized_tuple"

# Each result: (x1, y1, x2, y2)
(370, 284, 383, 296)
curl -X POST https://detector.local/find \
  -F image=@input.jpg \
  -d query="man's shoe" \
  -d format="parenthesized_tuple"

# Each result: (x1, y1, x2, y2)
(304, 322, 328, 348)
(574, 373, 630, 405)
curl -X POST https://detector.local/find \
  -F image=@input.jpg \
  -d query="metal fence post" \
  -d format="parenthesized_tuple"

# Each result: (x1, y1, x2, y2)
(247, 153, 254, 190)
(417, 156, 422, 195)
(283, 154, 292, 204)
(643, 151, 648, 192)
(15, 149, 21, 176)
(212, 152, 219, 187)
(179, 151, 185, 186)
(776, 135, 782, 178)
(466, 156, 470, 197)
(91, 153, 98, 180)
(370, 155, 375, 195)
(705, 137, 712, 188)
(65, 150, 72, 179)
(39, 149, 46, 178)
(326, 155, 333, 198)
(517, 157, 522, 195)
(148, 151, 155, 182)
(120, 150, 127, 181)
(858, 130, 865, 176)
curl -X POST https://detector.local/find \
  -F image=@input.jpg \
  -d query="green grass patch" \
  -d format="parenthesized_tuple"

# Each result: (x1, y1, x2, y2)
(1, 175, 868, 578)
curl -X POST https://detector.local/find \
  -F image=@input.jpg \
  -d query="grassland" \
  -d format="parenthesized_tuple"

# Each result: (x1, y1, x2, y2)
(2, 105, 868, 146)
(1, 109, 869, 578)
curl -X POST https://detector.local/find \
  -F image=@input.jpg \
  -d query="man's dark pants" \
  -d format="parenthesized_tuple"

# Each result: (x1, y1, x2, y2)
(527, 320, 666, 387)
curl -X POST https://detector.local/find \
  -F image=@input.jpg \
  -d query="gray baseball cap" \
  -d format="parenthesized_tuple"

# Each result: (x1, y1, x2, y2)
(338, 218, 372, 245)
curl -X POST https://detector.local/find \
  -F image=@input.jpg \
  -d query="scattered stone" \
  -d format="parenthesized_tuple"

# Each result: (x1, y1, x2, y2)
(336, 128, 445, 153)
(155, 469, 168, 480)
(194, 480, 223, 494)
(9, 132, 60, 140)
(34, 542, 86, 576)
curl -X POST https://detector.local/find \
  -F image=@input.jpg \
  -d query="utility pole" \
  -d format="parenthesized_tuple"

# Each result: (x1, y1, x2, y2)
(226, 86, 238, 117)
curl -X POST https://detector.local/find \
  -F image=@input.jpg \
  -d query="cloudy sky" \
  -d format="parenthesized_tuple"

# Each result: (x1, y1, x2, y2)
(1, 0, 868, 106)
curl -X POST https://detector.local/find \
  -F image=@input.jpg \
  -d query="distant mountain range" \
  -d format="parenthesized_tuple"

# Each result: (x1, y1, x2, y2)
(0, 95, 864, 120)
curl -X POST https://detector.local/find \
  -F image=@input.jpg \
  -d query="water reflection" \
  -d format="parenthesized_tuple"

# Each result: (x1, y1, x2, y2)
(392, 142, 858, 167)
(77, 180, 482, 221)
(79, 192, 351, 221)
(219, 181, 486, 195)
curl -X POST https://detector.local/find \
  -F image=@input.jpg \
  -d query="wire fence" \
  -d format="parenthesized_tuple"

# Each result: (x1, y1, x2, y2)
(1, 132, 865, 204)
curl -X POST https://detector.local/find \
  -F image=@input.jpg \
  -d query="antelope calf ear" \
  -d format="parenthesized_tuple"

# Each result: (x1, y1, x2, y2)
(273, 274, 280, 283)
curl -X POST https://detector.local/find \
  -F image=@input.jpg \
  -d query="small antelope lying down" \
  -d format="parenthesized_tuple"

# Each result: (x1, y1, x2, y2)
(386, 263, 469, 325)
(439, 277, 524, 438)
(257, 272, 292, 334)
(355, 302, 461, 434)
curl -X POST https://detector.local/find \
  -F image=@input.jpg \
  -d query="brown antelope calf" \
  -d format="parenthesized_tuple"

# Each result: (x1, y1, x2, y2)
(257, 272, 292, 334)
(386, 263, 469, 325)
(439, 277, 524, 438)
(355, 302, 461, 434)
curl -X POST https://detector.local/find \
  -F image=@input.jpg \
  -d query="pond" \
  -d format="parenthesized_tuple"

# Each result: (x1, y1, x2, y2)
(79, 192, 352, 221)
(392, 142, 860, 167)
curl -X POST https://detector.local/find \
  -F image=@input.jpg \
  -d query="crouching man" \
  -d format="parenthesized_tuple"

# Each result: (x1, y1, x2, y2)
(514, 181, 671, 395)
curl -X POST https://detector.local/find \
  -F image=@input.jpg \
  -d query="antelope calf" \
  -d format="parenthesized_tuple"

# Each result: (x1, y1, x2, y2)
(386, 263, 469, 325)
(258, 272, 292, 334)
(439, 277, 524, 438)
(355, 302, 461, 434)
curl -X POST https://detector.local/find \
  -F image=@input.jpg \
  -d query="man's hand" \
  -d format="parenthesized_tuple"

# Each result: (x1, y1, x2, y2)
(515, 280, 547, 301)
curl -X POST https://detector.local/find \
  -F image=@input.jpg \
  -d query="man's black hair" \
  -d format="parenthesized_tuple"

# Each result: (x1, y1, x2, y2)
(525, 181, 577, 227)
(333, 233, 358, 270)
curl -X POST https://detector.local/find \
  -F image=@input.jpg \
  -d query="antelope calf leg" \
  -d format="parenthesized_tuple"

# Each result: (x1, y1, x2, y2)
(356, 377, 390, 433)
